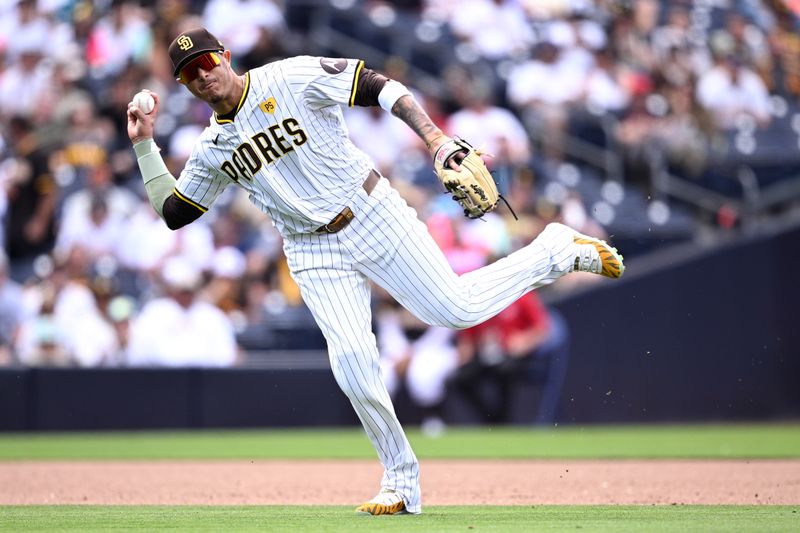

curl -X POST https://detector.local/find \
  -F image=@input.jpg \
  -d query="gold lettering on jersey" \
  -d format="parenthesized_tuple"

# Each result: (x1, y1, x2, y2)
(259, 98, 277, 114)
(177, 35, 193, 51)
(218, 118, 308, 182)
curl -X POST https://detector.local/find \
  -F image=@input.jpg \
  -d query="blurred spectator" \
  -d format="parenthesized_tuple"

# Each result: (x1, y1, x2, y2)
(105, 294, 137, 365)
(53, 269, 121, 367)
(610, 0, 660, 73)
(346, 105, 422, 179)
(450, 292, 569, 425)
(580, 46, 630, 114)
(722, 12, 772, 85)
(166, 122, 205, 174)
(117, 203, 215, 274)
(200, 245, 248, 327)
(17, 249, 123, 367)
(426, 213, 490, 275)
(15, 283, 71, 366)
(447, 79, 531, 177)
(617, 79, 715, 186)
(2, 116, 58, 283)
(55, 192, 124, 263)
(769, 7, 800, 97)
(448, 0, 534, 60)
(55, 99, 117, 191)
(506, 40, 586, 158)
(86, 0, 154, 80)
(201, 0, 285, 69)
(696, 46, 772, 130)
(57, 161, 139, 257)
(0, 0, 50, 61)
(127, 257, 238, 367)
(660, 83, 715, 175)
(0, 39, 52, 120)
(650, 4, 710, 77)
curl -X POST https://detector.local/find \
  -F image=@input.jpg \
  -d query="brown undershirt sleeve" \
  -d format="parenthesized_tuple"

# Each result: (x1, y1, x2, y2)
(353, 68, 390, 107)
(162, 193, 204, 230)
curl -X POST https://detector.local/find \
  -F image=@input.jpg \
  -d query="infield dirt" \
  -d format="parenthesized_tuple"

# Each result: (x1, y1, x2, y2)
(1, 460, 798, 505)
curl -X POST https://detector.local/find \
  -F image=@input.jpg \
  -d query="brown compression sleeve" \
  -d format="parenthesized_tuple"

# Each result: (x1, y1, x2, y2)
(353, 68, 389, 107)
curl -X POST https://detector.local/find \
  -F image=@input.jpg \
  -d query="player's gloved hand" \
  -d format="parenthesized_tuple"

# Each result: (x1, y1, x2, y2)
(432, 137, 499, 219)
(127, 90, 160, 144)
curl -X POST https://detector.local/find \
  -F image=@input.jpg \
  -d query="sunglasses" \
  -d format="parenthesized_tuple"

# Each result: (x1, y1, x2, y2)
(177, 52, 222, 84)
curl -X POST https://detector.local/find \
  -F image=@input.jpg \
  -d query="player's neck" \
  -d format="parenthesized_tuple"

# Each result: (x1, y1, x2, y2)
(210, 74, 246, 116)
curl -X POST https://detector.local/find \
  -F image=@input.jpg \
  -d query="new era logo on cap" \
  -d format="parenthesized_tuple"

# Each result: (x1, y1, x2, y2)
(168, 28, 224, 77)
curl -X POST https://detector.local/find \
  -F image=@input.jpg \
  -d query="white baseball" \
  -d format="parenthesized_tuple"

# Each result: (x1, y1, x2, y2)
(132, 91, 155, 114)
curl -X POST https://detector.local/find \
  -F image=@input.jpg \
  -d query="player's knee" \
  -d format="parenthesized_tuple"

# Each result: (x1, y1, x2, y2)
(442, 297, 483, 330)
(429, 316, 473, 330)
(440, 308, 477, 330)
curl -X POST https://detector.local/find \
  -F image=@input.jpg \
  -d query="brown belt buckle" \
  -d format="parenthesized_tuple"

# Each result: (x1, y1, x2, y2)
(317, 207, 354, 234)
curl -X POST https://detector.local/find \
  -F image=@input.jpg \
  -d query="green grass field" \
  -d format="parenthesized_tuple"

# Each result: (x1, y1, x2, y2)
(1, 423, 799, 460)
(1, 505, 797, 532)
(1, 424, 798, 532)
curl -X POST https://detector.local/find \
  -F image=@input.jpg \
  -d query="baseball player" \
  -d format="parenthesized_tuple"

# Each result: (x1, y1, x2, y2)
(126, 28, 625, 516)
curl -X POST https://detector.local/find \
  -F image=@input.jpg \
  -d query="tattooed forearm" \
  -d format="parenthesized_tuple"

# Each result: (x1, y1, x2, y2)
(392, 95, 444, 150)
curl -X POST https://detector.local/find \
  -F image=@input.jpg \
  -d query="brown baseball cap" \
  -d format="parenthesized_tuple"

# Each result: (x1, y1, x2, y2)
(168, 28, 225, 77)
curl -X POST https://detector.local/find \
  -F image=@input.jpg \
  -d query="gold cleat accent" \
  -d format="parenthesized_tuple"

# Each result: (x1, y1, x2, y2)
(574, 234, 625, 279)
(355, 490, 408, 516)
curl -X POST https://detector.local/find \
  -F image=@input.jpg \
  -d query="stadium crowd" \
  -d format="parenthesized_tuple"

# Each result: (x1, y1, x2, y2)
(0, 0, 797, 372)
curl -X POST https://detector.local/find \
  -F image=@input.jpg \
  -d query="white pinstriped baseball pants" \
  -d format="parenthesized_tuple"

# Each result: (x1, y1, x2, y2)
(284, 177, 575, 514)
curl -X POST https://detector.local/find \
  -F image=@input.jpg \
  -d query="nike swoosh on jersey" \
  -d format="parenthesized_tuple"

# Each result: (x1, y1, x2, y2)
(212, 134, 220, 145)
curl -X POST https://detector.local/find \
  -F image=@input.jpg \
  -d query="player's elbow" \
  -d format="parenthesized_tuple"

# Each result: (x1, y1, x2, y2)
(161, 195, 203, 230)
(164, 215, 190, 231)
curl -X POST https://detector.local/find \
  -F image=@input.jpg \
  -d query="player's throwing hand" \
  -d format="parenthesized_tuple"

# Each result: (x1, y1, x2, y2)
(127, 90, 160, 144)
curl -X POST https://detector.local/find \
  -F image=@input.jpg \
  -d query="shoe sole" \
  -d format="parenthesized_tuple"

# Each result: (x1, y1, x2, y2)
(355, 502, 408, 516)
(574, 234, 625, 278)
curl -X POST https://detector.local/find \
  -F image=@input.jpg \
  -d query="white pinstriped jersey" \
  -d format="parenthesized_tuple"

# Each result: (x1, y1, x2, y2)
(175, 56, 373, 235)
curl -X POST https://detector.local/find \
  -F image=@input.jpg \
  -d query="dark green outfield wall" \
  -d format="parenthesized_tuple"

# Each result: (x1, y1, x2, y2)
(549, 221, 800, 424)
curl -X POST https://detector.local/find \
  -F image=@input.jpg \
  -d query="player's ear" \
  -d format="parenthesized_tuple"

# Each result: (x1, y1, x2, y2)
(222, 50, 231, 64)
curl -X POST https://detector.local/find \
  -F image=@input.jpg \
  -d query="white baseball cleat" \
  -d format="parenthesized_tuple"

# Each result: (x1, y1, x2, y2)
(355, 489, 408, 516)
(536, 223, 625, 279)
(573, 231, 625, 279)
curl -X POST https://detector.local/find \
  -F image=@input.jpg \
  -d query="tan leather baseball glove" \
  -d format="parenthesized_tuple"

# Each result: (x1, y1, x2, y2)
(433, 138, 499, 219)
